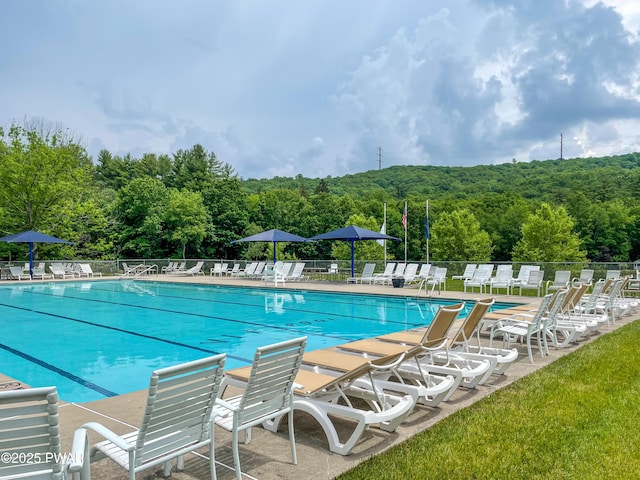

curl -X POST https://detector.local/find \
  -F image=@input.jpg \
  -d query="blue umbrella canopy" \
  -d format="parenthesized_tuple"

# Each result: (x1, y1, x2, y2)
(0, 230, 74, 278)
(310, 226, 401, 277)
(231, 229, 313, 263)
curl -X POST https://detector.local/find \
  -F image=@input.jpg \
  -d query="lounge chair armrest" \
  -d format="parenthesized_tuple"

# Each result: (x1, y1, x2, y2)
(418, 337, 449, 352)
(79, 422, 134, 452)
(499, 318, 536, 327)
(215, 397, 239, 412)
(367, 352, 406, 371)
(68, 428, 89, 474)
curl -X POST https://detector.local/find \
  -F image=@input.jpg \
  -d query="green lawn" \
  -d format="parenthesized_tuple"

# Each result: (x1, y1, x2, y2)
(337, 319, 640, 480)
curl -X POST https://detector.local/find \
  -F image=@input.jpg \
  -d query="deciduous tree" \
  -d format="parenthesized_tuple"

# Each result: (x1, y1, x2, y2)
(430, 209, 492, 261)
(512, 203, 586, 262)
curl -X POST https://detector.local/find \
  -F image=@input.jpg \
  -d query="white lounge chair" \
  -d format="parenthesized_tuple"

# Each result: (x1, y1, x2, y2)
(452, 264, 477, 281)
(394, 262, 406, 277)
(548, 286, 592, 346)
(263, 352, 416, 456)
(32, 262, 53, 280)
(416, 263, 433, 280)
(228, 263, 241, 276)
(488, 266, 513, 295)
(50, 263, 76, 279)
(545, 270, 571, 295)
(210, 263, 224, 276)
(443, 298, 518, 380)
(517, 270, 545, 296)
(572, 268, 594, 286)
(262, 261, 289, 286)
(78, 263, 102, 277)
(605, 270, 621, 280)
(161, 261, 176, 273)
(373, 299, 515, 384)
(341, 303, 491, 397)
(285, 262, 307, 282)
(249, 261, 266, 278)
(301, 347, 456, 409)
(420, 267, 447, 294)
(174, 261, 204, 276)
(463, 264, 494, 293)
(489, 294, 554, 362)
(236, 262, 257, 277)
(70, 354, 226, 480)
(347, 263, 376, 284)
(511, 265, 540, 291)
(0, 386, 65, 480)
(120, 262, 137, 276)
(373, 262, 396, 285)
(403, 263, 420, 283)
(9, 266, 31, 281)
(576, 278, 627, 325)
(216, 337, 307, 480)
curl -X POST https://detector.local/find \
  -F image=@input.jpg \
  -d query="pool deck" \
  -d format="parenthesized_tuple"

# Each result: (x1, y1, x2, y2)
(2, 274, 637, 479)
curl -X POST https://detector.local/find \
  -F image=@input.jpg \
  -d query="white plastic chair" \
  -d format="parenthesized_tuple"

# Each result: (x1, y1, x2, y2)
(348, 263, 376, 284)
(216, 337, 307, 480)
(70, 354, 226, 480)
(490, 294, 554, 362)
(518, 270, 545, 296)
(452, 264, 476, 281)
(0, 386, 64, 479)
(545, 270, 571, 295)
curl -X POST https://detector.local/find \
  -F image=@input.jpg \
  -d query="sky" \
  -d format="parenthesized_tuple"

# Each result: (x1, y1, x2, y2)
(2, 0, 640, 180)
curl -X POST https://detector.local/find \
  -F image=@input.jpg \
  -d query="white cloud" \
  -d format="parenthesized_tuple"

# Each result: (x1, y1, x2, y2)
(2, 0, 640, 178)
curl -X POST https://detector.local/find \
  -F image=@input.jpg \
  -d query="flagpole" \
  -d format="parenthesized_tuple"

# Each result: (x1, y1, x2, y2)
(404, 200, 408, 264)
(426, 199, 429, 262)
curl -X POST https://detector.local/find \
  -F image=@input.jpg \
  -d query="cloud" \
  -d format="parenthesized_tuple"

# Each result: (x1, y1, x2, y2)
(332, 0, 640, 169)
(2, 0, 640, 178)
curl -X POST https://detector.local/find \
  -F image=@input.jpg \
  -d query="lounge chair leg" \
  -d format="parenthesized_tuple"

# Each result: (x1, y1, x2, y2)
(209, 425, 217, 480)
(288, 411, 297, 465)
(163, 459, 173, 477)
(233, 428, 242, 480)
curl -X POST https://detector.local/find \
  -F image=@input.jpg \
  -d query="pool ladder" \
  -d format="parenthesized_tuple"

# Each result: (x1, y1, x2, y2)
(416, 277, 441, 298)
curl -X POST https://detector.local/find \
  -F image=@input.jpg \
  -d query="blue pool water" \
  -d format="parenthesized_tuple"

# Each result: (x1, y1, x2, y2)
(0, 280, 516, 403)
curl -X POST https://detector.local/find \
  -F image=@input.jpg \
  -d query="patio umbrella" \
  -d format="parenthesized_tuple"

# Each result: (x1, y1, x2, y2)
(230, 229, 314, 263)
(0, 230, 74, 278)
(310, 225, 401, 277)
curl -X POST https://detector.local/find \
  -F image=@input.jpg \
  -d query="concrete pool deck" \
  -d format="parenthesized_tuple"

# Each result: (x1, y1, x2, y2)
(2, 274, 637, 479)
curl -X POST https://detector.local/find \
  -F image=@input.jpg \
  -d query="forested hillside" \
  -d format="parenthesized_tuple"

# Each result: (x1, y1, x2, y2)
(244, 154, 640, 204)
(2, 122, 640, 264)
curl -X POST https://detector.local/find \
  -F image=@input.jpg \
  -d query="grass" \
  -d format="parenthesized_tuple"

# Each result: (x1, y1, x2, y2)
(337, 319, 640, 480)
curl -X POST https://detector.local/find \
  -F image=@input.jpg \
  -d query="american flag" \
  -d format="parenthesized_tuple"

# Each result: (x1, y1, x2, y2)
(402, 204, 407, 229)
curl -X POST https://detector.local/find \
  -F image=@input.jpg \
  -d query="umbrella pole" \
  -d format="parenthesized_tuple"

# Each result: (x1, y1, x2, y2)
(273, 242, 277, 264)
(29, 242, 33, 278)
(351, 240, 355, 278)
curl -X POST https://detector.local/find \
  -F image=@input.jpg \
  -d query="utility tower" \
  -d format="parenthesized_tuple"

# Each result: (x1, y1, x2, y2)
(377, 146, 383, 170)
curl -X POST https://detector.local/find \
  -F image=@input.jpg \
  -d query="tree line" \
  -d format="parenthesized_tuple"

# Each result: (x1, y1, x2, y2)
(1, 121, 639, 263)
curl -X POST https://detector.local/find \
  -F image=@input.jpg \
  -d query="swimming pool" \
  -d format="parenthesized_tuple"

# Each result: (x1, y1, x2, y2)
(0, 280, 516, 403)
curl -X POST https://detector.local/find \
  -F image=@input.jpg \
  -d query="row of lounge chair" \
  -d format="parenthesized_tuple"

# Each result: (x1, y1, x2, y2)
(4, 262, 102, 280)
(214, 261, 309, 284)
(261, 261, 307, 285)
(485, 277, 637, 362)
(461, 264, 624, 296)
(2, 297, 528, 480)
(347, 262, 448, 293)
